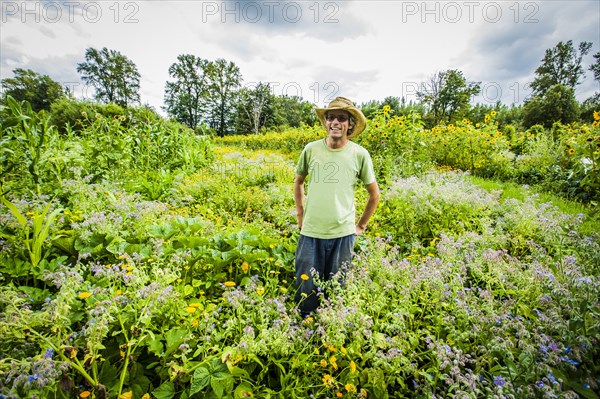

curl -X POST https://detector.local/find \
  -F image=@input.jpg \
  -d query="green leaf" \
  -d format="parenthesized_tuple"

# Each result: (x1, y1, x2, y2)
(190, 367, 210, 396)
(211, 379, 225, 398)
(152, 381, 176, 399)
(234, 382, 254, 399)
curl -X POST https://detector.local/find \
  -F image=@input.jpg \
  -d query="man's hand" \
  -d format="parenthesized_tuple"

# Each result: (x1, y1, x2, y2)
(355, 224, 366, 236)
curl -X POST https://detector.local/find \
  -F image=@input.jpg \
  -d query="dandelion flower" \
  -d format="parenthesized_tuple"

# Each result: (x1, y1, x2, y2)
(349, 360, 357, 373)
(78, 292, 92, 299)
(224, 281, 236, 287)
(330, 356, 338, 370)
(80, 392, 91, 398)
(300, 274, 309, 281)
(345, 383, 357, 393)
(241, 262, 249, 272)
(185, 307, 197, 313)
(119, 392, 133, 399)
(323, 374, 335, 387)
(321, 359, 328, 367)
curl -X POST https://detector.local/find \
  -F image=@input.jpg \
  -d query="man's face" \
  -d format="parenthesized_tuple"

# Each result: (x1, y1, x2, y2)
(325, 111, 351, 139)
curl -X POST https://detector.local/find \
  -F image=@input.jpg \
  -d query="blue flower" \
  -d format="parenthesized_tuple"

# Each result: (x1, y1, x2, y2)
(493, 376, 506, 386)
(547, 373, 558, 384)
(536, 381, 545, 388)
(43, 348, 55, 359)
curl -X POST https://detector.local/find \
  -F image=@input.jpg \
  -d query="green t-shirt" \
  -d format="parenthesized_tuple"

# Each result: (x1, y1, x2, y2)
(295, 139, 376, 239)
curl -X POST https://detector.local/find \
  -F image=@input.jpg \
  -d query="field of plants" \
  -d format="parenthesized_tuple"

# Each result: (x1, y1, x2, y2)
(0, 98, 599, 399)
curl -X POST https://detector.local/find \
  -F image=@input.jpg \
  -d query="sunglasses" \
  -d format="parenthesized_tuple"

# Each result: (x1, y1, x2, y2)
(325, 114, 349, 123)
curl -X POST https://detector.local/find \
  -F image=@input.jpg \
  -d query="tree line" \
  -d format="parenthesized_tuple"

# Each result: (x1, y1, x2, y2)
(1, 40, 599, 134)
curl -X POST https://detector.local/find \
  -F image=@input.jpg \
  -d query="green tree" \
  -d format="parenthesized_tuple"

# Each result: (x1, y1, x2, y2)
(163, 54, 210, 129)
(0, 69, 65, 112)
(206, 59, 242, 136)
(236, 82, 273, 134)
(522, 84, 580, 128)
(529, 40, 593, 96)
(417, 70, 481, 126)
(270, 95, 317, 128)
(581, 51, 600, 122)
(76, 47, 141, 107)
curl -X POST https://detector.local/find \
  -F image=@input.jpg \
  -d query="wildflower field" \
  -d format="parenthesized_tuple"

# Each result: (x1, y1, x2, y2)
(1, 99, 599, 399)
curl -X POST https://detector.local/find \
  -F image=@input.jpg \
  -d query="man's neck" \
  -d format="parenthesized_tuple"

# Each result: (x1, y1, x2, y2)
(326, 136, 349, 149)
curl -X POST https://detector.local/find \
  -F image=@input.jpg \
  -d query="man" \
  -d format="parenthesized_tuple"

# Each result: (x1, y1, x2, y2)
(294, 97, 380, 317)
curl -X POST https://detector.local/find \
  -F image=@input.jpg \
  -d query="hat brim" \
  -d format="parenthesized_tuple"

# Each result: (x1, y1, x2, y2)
(316, 105, 367, 139)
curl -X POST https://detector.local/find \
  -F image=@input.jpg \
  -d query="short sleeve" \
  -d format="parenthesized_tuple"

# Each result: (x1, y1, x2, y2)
(359, 150, 376, 185)
(295, 147, 309, 177)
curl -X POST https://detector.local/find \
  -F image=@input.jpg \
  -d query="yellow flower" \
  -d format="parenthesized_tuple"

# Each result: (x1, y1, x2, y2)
(80, 391, 91, 398)
(185, 307, 197, 313)
(323, 374, 335, 387)
(224, 281, 236, 287)
(142, 395, 150, 399)
(256, 286, 265, 295)
(119, 392, 132, 399)
(300, 274, 309, 281)
(78, 292, 92, 299)
(321, 359, 328, 367)
(325, 343, 336, 352)
(349, 360, 357, 373)
(340, 346, 347, 355)
(345, 383, 357, 393)
(330, 356, 338, 370)
(279, 286, 288, 293)
(336, 392, 343, 398)
(568, 148, 575, 155)
(116, 289, 123, 295)
(191, 319, 199, 327)
(241, 262, 249, 272)
(491, 110, 497, 117)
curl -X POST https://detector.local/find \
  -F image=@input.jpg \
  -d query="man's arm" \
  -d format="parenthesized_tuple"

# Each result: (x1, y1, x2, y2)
(356, 181, 380, 235)
(294, 175, 306, 229)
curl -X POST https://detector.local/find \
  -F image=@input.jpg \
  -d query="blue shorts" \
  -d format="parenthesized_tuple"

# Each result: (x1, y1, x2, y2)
(294, 233, 356, 315)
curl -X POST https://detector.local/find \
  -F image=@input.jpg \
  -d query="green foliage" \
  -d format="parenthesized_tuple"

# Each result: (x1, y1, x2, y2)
(0, 68, 65, 112)
(417, 69, 481, 127)
(2, 94, 599, 398)
(164, 54, 210, 129)
(522, 84, 581, 128)
(77, 47, 141, 107)
(530, 40, 593, 97)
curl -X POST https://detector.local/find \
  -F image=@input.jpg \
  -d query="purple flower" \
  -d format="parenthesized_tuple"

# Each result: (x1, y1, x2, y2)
(493, 375, 506, 386)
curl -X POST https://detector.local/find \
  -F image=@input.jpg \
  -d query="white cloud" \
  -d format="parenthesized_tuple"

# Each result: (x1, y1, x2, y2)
(1, 0, 598, 113)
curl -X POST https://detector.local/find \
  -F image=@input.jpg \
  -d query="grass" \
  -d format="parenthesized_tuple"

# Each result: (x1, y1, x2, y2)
(468, 175, 600, 237)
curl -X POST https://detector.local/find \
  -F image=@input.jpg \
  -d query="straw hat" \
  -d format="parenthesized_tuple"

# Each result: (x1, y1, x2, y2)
(316, 97, 367, 139)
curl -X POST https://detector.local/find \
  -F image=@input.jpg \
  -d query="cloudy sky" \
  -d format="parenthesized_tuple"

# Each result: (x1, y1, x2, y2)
(1, 0, 599, 114)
